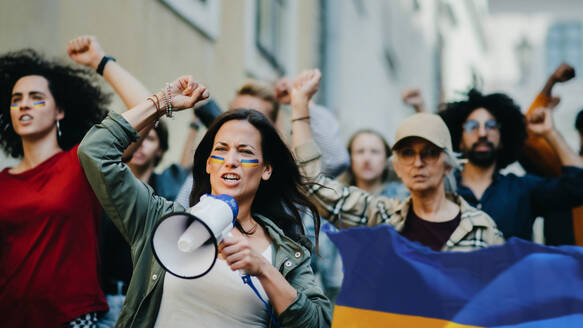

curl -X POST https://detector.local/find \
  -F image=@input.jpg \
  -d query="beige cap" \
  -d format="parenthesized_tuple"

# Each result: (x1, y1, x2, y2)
(393, 113, 452, 151)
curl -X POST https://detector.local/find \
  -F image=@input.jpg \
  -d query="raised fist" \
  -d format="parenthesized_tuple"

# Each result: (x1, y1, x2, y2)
(67, 36, 106, 70)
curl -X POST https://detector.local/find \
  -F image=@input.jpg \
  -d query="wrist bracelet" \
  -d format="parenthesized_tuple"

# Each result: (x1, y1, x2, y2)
(96, 56, 116, 76)
(165, 83, 174, 118)
(291, 115, 310, 122)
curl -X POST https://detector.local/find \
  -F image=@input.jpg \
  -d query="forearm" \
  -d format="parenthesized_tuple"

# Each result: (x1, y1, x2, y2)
(101, 60, 151, 108)
(258, 264, 297, 315)
(540, 76, 556, 98)
(121, 98, 162, 132)
(543, 130, 583, 167)
(179, 125, 198, 168)
(78, 112, 180, 244)
(291, 96, 313, 149)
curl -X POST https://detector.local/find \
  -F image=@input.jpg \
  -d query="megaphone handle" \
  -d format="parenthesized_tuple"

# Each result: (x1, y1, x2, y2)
(241, 274, 281, 328)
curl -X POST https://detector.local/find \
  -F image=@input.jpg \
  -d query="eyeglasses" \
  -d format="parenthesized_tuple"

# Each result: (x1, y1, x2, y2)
(463, 120, 499, 134)
(396, 147, 442, 165)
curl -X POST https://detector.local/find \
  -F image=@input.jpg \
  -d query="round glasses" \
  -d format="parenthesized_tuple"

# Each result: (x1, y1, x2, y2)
(396, 147, 442, 165)
(463, 119, 499, 134)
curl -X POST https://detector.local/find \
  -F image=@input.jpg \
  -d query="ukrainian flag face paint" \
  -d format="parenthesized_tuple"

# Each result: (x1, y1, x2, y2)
(210, 155, 225, 164)
(32, 100, 46, 109)
(240, 159, 259, 167)
(10, 103, 19, 109)
(209, 155, 259, 167)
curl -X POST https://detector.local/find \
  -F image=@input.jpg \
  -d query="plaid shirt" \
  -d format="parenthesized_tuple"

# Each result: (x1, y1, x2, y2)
(295, 141, 505, 252)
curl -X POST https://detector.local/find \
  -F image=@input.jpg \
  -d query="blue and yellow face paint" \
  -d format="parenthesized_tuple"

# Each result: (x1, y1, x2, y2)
(240, 159, 259, 167)
(32, 100, 46, 108)
(210, 155, 225, 164)
(10, 103, 19, 109)
(209, 155, 260, 167)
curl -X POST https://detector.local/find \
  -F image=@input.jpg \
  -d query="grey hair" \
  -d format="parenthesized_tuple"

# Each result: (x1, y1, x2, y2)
(390, 148, 461, 194)
(443, 149, 460, 194)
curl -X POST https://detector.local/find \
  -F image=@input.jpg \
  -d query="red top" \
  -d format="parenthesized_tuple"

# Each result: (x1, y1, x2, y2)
(0, 145, 107, 327)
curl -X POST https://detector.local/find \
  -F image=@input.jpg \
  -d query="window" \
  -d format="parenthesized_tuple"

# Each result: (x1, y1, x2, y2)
(255, 0, 288, 75)
(160, 0, 221, 40)
(546, 21, 582, 75)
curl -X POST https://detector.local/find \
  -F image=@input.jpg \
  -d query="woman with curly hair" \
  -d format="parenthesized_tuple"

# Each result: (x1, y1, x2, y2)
(0, 36, 149, 327)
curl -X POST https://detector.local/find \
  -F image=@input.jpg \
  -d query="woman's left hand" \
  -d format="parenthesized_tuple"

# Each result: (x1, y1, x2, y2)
(220, 231, 269, 277)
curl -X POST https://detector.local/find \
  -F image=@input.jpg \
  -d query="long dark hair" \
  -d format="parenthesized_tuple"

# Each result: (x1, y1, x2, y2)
(189, 109, 320, 248)
(0, 49, 109, 157)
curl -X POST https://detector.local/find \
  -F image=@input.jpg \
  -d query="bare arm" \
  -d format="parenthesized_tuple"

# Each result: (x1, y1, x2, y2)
(67, 35, 150, 108)
(179, 119, 200, 168)
(539, 63, 575, 99)
(528, 107, 583, 168)
(68, 35, 153, 161)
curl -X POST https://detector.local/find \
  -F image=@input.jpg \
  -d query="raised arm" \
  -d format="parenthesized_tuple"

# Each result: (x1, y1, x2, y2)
(527, 107, 583, 168)
(67, 35, 150, 108)
(78, 76, 209, 245)
(401, 87, 427, 113)
(290, 70, 399, 228)
(275, 76, 349, 177)
(520, 63, 576, 177)
(526, 107, 583, 214)
(67, 35, 154, 162)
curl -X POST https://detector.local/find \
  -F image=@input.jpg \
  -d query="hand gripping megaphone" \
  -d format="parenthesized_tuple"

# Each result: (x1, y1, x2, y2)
(151, 194, 239, 279)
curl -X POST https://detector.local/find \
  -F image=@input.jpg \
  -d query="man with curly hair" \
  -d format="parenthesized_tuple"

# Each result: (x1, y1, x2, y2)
(439, 89, 583, 241)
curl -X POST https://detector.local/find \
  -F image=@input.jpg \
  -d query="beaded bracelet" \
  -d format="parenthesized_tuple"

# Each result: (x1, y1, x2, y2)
(165, 83, 174, 118)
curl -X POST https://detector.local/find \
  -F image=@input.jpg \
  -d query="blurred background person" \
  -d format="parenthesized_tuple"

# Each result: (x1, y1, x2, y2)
(439, 89, 583, 242)
(341, 129, 409, 200)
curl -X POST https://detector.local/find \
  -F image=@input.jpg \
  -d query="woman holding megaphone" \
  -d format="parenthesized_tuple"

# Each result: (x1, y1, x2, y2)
(78, 76, 332, 327)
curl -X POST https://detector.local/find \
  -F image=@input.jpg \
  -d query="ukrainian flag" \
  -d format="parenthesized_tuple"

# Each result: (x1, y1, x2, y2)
(326, 225, 583, 327)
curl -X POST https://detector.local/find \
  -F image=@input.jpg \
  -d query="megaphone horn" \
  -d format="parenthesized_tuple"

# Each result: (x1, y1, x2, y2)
(151, 194, 239, 279)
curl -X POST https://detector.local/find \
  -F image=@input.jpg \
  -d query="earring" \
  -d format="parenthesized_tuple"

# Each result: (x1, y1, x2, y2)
(56, 120, 62, 138)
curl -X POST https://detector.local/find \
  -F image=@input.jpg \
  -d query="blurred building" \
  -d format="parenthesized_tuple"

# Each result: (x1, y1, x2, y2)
(485, 0, 583, 150)
(5, 0, 559, 170)
(0, 0, 321, 170)
(320, 0, 489, 145)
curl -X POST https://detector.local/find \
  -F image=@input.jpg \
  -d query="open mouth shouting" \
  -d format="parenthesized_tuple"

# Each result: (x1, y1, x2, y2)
(221, 172, 241, 186)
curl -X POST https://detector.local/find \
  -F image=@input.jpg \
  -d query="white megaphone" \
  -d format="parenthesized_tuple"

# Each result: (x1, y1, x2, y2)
(152, 194, 239, 279)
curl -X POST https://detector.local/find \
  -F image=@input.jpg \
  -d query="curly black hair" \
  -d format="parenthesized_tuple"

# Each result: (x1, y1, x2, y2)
(439, 89, 526, 169)
(0, 49, 109, 158)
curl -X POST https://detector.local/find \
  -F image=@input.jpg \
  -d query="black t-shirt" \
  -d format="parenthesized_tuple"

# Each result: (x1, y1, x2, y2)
(401, 205, 461, 251)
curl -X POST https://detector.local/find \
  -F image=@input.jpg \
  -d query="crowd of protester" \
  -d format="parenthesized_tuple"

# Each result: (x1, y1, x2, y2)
(1, 34, 582, 328)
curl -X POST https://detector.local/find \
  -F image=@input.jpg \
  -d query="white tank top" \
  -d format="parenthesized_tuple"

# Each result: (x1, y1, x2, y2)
(154, 245, 273, 328)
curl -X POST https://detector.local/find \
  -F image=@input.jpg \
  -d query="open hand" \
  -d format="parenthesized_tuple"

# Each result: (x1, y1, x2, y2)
(67, 35, 105, 70)
(219, 230, 269, 277)
(290, 69, 321, 103)
(165, 76, 210, 110)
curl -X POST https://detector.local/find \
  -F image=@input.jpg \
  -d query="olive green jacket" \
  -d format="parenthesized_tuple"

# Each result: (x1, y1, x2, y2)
(78, 112, 332, 328)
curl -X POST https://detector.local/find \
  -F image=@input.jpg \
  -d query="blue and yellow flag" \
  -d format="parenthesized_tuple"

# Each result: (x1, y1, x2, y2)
(327, 225, 583, 327)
